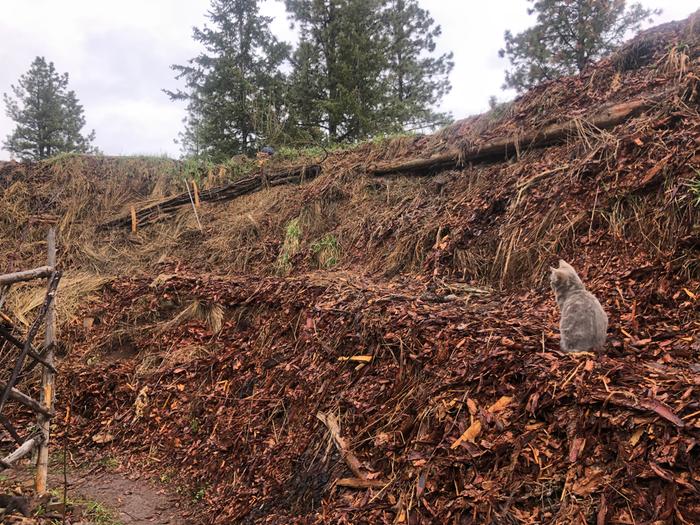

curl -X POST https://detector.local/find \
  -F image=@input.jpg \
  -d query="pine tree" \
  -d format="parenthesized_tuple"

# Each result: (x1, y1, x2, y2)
(167, 0, 290, 160)
(284, 0, 390, 143)
(3, 57, 96, 161)
(383, 0, 453, 131)
(500, 0, 660, 92)
(286, 40, 326, 143)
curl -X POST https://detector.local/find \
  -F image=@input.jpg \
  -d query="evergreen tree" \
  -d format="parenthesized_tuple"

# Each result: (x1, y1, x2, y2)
(3, 57, 96, 161)
(286, 40, 326, 143)
(284, 0, 390, 143)
(500, 0, 660, 92)
(383, 0, 453, 131)
(167, 0, 290, 160)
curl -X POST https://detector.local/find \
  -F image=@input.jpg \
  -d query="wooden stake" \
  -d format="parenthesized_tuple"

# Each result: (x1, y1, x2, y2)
(185, 181, 203, 231)
(130, 206, 137, 233)
(192, 180, 201, 208)
(0, 272, 61, 416)
(35, 228, 56, 494)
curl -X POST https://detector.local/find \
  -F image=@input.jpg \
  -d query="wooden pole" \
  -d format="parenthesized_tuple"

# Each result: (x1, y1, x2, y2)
(35, 228, 56, 494)
(130, 206, 137, 233)
(0, 381, 53, 417)
(100, 164, 321, 230)
(0, 266, 54, 286)
(0, 436, 42, 470)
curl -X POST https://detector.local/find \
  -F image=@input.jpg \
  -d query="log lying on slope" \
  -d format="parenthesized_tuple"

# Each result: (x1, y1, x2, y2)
(101, 164, 321, 230)
(370, 95, 662, 176)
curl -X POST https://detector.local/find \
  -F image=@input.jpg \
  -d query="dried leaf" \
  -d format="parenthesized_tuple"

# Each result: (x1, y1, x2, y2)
(451, 420, 482, 449)
(488, 396, 512, 413)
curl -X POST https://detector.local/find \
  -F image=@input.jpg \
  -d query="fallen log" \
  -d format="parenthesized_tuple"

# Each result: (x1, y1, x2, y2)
(0, 266, 53, 286)
(101, 164, 321, 230)
(369, 95, 662, 176)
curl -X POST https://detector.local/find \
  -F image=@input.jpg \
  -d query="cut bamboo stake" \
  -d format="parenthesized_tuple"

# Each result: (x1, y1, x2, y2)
(0, 266, 53, 286)
(35, 228, 57, 494)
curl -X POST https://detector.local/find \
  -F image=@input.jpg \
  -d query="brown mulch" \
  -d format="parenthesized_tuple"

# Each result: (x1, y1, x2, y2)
(46, 263, 699, 524)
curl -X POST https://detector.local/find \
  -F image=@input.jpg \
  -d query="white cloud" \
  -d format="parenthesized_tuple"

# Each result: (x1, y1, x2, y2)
(0, 0, 696, 159)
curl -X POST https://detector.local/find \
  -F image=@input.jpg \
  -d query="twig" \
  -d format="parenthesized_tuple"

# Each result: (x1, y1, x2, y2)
(63, 399, 71, 525)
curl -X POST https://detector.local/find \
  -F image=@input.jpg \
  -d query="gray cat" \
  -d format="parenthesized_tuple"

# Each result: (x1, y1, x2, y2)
(550, 260, 608, 352)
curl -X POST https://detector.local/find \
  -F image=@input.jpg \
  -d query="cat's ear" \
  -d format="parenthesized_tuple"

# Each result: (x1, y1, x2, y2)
(550, 267, 562, 285)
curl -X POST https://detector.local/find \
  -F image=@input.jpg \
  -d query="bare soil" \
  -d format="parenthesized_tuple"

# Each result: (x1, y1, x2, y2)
(1, 462, 186, 524)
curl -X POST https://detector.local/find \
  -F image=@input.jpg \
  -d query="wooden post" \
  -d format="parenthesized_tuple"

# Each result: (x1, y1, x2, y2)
(185, 181, 204, 232)
(192, 180, 201, 208)
(130, 206, 137, 233)
(35, 228, 56, 494)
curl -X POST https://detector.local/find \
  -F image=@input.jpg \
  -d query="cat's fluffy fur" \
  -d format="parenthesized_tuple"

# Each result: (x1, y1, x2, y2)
(550, 260, 608, 352)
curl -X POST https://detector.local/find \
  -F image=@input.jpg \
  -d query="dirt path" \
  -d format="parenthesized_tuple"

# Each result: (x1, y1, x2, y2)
(2, 464, 187, 524)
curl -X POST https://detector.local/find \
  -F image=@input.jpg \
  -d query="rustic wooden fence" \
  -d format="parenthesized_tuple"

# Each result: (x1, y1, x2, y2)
(0, 229, 60, 493)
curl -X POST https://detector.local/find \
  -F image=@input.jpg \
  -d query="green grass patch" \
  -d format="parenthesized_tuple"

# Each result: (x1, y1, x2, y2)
(84, 500, 124, 525)
(276, 218, 302, 275)
(311, 234, 341, 269)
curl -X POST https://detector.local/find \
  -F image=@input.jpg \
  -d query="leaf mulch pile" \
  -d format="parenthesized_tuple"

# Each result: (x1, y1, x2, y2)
(49, 261, 698, 524)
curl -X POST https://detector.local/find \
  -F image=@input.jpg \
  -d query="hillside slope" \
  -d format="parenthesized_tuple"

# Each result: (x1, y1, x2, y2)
(0, 12, 699, 525)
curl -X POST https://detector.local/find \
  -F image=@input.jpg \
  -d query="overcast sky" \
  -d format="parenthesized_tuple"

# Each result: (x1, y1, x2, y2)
(0, 1, 696, 160)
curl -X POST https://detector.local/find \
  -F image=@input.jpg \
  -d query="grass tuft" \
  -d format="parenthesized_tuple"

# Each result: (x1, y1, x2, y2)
(311, 234, 341, 269)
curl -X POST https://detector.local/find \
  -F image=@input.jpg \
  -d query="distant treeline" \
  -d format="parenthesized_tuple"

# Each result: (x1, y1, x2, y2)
(165, 0, 454, 160)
